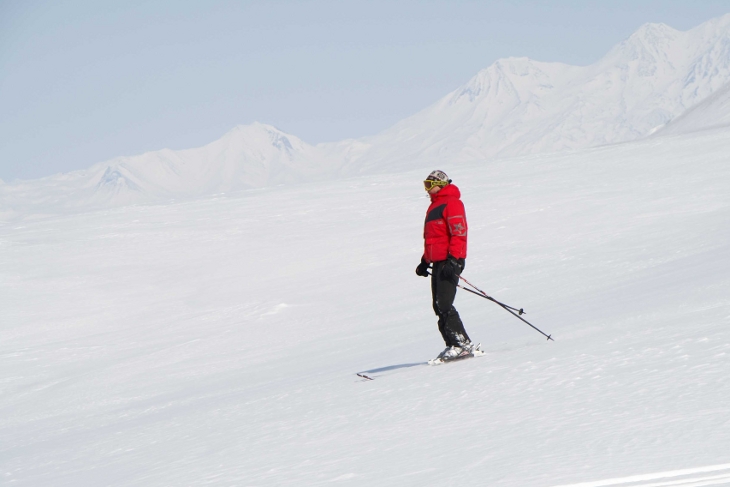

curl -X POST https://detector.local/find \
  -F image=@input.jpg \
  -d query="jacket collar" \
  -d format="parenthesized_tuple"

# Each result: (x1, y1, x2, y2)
(430, 183, 460, 202)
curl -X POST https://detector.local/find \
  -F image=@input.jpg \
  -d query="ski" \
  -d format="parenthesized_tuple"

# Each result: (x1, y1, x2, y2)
(356, 344, 485, 379)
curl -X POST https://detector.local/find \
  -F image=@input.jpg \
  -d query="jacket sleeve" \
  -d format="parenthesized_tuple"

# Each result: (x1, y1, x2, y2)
(444, 199, 467, 259)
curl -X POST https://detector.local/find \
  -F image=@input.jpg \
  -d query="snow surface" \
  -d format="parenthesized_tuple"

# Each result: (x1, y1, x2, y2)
(2, 123, 729, 485)
(2, 14, 730, 209)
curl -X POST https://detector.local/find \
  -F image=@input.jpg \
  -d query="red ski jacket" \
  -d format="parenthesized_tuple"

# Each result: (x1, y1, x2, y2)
(423, 184, 468, 263)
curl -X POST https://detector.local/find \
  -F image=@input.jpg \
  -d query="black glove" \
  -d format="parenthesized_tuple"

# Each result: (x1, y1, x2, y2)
(441, 255, 465, 281)
(415, 258, 430, 277)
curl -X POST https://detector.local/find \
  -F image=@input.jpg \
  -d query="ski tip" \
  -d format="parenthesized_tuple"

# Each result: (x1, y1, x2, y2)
(356, 373, 374, 381)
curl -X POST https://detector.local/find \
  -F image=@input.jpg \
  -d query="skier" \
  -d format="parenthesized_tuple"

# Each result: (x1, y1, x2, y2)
(415, 170, 479, 362)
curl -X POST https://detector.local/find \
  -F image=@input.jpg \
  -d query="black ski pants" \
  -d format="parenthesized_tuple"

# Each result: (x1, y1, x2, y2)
(431, 260, 471, 347)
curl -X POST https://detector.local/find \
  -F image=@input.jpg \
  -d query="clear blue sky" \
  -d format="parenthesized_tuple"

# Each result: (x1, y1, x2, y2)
(1, 0, 729, 181)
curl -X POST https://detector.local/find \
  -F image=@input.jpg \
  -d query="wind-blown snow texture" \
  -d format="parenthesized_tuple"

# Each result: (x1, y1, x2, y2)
(1, 125, 729, 485)
(2, 14, 730, 209)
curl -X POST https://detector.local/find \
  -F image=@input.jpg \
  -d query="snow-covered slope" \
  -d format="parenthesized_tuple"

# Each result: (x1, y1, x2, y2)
(2, 124, 729, 485)
(0, 123, 339, 214)
(656, 80, 730, 135)
(332, 14, 730, 173)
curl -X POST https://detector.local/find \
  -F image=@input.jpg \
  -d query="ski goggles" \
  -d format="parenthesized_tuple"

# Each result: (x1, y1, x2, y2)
(423, 179, 448, 191)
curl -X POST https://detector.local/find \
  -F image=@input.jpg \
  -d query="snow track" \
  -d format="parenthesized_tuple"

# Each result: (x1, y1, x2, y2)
(554, 464, 730, 487)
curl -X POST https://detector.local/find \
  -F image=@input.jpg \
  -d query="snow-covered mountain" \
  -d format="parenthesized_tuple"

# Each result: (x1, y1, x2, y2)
(2, 14, 730, 212)
(0, 123, 337, 213)
(88, 122, 340, 198)
(333, 14, 730, 173)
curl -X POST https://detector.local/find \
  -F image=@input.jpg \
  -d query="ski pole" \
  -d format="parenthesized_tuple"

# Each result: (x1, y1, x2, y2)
(458, 275, 525, 315)
(460, 284, 554, 341)
(427, 268, 554, 341)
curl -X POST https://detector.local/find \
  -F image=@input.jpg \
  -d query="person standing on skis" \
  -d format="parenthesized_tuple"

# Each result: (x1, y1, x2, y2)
(415, 170, 478, 361)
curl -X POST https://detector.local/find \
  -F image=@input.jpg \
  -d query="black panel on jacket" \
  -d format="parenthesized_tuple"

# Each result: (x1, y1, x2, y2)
(425, 204, 447, 223)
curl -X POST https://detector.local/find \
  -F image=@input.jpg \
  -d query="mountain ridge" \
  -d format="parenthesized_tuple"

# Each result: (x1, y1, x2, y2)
(0, 123, 338, 212)
(330, 13, 730, 173)
(3, 14, 730, 212)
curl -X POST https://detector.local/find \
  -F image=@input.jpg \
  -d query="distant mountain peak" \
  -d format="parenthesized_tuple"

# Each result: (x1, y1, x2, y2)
(632, 21, 677, 36)
(332, 13, 730, 173)
(224, 122, 285, 140)
(450, 57, 564, 105)
(201, 123, 298, 162)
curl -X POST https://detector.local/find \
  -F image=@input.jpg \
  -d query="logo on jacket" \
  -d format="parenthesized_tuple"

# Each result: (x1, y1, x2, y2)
(449, 220, 466, 236)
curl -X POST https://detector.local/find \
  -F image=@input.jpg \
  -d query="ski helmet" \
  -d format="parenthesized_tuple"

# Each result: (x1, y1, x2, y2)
(425, 170, 451, 184)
